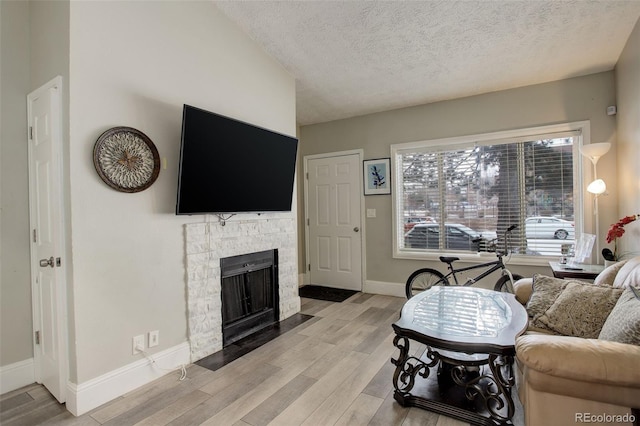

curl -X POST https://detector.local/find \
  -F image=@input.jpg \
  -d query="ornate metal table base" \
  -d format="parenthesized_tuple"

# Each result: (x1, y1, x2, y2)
(392, 335, 517, 426)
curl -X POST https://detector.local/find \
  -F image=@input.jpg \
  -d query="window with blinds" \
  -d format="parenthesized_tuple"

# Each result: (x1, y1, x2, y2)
(393, 126, 584, 258)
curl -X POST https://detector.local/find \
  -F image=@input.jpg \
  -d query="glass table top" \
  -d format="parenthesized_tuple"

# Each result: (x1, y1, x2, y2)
(411, 286, 513, 338)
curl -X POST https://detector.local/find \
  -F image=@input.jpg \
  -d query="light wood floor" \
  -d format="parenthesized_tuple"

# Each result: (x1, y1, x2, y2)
(0, 293, 524, 426)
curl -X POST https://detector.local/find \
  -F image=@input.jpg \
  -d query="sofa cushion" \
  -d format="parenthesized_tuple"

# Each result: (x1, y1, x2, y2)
(598, 286, 640, 345)
(537, 282, 623, 338)
(516, 334, 640, 388)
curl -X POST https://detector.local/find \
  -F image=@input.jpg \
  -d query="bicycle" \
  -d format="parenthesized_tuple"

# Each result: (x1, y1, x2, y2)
(405, 225, 523, 298)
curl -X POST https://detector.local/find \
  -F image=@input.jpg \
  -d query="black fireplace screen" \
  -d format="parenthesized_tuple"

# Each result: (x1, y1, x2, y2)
(221, 249, 279, 346)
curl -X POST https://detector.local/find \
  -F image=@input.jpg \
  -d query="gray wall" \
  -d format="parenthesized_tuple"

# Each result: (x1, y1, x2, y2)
(615, 18, 640, 257)
(299, 72, 619, 286)
(1, 0, 33, 366)
(0, 0, 72, 377)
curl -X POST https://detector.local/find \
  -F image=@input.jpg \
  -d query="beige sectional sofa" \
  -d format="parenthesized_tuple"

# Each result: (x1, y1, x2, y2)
(513, 257, 640, 426)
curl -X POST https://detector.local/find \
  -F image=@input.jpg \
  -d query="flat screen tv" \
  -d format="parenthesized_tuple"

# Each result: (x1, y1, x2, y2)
(176, 105, 298, 215)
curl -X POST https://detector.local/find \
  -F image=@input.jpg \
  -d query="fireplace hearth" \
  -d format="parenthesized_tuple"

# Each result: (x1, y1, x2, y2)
(221, 249, 279, 346)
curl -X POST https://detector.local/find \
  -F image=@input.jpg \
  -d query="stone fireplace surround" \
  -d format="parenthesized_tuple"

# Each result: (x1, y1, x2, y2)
(185, 217, 300, 362)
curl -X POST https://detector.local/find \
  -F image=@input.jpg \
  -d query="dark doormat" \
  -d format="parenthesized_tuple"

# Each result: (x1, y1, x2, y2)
(298, 285, 358, 302)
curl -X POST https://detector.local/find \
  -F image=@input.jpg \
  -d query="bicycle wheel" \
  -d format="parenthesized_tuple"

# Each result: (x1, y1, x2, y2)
(494, 274, 523, 293)
(405, 268, 448, 298)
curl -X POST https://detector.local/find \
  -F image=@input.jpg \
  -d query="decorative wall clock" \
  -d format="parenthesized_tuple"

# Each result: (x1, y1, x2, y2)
(93, 127, 160, 193)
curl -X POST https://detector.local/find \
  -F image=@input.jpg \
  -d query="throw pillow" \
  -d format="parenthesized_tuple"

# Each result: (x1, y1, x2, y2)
(594, 259, 628, 286)
(537, 282, 623, 338)
(598, 286, 640, 345)
(526, 274, 568, 319)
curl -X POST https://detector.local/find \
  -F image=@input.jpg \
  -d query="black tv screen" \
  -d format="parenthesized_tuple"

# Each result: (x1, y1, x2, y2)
(176, 105, 298, 215)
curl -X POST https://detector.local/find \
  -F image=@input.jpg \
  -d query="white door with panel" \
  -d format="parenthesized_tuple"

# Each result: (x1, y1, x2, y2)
(27, 77, 67, 403)
(307, 154, 362, 290)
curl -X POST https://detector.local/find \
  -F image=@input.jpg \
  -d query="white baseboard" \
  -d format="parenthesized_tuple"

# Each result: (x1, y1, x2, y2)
(66, 342, 190, 416)
(0, 358, 35, 394)
(363, 280, 406, 298)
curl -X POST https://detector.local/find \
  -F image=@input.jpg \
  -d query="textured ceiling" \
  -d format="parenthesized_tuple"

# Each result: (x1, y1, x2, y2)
(214, 1, 640, 125)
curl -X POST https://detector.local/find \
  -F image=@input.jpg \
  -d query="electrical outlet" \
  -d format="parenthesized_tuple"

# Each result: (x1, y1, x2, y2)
(132, 335, 145, 355)
(148, 330, 159, 348)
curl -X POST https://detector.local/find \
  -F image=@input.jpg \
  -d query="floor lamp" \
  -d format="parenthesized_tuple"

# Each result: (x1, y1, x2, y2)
(580, 142, 611, 263)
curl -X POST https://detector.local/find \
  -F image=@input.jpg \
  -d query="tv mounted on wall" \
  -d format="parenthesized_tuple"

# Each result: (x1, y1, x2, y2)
(176, 105, 298, 215)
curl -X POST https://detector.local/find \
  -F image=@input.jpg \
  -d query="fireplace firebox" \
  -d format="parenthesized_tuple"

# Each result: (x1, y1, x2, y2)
(221, 249, 279, 346)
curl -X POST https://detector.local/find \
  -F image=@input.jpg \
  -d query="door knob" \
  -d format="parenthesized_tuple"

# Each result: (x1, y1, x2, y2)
(40, 256, 54, 268)
(353, 227, 360, 232)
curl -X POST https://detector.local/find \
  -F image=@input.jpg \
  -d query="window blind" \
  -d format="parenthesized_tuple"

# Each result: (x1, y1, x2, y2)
(398, 135, 576, 256)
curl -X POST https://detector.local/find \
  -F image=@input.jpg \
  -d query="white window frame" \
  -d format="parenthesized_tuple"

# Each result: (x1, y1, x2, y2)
(391, 121, 593, 266)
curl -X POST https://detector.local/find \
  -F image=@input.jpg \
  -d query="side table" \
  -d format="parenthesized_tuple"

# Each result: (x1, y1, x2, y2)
(548, 261, 604, 280)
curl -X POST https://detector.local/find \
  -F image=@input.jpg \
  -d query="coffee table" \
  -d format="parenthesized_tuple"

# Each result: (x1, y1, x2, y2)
(391, 286, 528, 425)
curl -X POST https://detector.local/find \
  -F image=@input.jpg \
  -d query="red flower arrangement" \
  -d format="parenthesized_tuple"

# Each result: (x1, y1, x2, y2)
(605, 214, 639, 260)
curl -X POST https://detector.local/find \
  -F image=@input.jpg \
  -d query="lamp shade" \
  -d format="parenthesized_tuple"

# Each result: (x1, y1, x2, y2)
(580, 143, 611, 165)
(587, 179, 607, 195)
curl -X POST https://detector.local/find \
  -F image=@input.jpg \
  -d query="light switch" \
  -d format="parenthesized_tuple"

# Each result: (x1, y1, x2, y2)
(367, 209, 377, 218)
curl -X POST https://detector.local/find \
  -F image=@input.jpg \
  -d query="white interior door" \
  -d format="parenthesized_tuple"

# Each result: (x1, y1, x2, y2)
(307, 153, 362, 291)
(28, 77, 67, 403)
